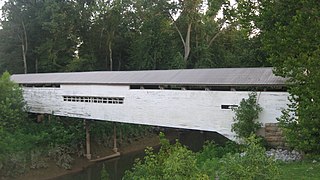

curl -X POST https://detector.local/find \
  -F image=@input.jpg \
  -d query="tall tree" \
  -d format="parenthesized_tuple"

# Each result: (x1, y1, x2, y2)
(1, 0, 31, 74)
(36, 1, 79, 72)
(170, 0, 202, 63)
(233, 0, 320, 152)
(127, 0, 177, 70)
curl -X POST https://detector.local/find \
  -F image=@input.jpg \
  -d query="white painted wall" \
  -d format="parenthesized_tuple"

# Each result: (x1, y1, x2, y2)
(22, 85, 289, 140)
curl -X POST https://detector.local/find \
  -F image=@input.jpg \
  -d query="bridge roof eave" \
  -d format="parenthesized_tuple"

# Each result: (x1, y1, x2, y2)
(11, 67, 288, 87)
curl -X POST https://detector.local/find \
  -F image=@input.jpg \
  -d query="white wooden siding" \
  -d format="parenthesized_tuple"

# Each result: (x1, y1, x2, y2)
(22, 85, 289, 140)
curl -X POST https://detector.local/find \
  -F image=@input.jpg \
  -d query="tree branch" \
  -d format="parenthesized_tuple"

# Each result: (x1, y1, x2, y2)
(208, 30, 221, 47)
(168, 13, 185, 46)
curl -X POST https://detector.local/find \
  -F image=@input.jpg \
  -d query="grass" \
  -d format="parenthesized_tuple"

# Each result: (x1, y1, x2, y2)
(278, 160, 320, 180)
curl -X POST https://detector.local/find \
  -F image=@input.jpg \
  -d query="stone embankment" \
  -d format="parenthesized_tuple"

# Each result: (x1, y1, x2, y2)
(264, 123, 286, 148)
(266, 149, 302, 162)
(264, 123, 302, 162)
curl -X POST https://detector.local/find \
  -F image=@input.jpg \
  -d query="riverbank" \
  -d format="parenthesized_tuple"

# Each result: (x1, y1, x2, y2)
(13, 131, 179, 180)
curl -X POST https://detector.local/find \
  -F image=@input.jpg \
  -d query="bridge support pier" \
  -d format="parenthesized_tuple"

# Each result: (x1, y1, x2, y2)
(113, 124, 118, 153)
(84, 119, 91, 160)
(36, 114, 44, 123)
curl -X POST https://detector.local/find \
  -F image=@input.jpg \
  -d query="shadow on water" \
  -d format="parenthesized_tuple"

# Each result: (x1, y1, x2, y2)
(56, 149, 148, 180)
(55, 130, 229, 180)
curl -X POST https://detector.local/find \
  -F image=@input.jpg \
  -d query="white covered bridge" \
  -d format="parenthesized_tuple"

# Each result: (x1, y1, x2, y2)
(11, 67, 289, 140)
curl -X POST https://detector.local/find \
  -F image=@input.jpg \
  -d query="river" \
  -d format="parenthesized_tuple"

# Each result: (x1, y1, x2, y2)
(55, 130, 228, 180)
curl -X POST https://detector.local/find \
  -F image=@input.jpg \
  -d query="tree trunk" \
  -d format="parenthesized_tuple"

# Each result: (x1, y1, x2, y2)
(21, 44, 27, 74)
(208, 31, 222, 47)
(172, 19, 192, 63)
(35, 58, 38, 73)
(105, 53, 108, 70)
(118, 53, 121, 71)
(184, 23, 192, 62)
(21, 20, 28, 74)
(109, 41, 113, 71)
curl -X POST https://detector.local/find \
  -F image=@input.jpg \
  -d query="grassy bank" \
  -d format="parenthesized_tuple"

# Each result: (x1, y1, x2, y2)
(279, 160, 320, 179)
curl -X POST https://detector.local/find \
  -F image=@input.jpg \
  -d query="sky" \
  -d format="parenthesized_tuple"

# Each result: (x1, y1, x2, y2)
(0, 0, 5, 12)
(0, 0, 5, 21)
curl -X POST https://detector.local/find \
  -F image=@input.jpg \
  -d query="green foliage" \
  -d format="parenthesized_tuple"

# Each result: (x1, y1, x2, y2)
(0, 152, 28, 177)
(100, 163, 110, 180)
(231, 0, 320, 153)
(30, 150, 48, 169)
(170, 52, 187, 69)
(196, 141, 241, 178)
(123, 132, 208, 179)
(278, 160, 320, 179)
(0, 0, 267, 73)
(196, 143, 221, 178)
(197, 141, 240, 160)
(232, 92, 263, 139)
(125, 133, 280, 180)
(219, 135, 279, 180)
(90, 121, 151, 147)
(265, 1, 320, 153)
(0, 73, 85, 176)
(0, 72, 26, 130)
(48, 145, 74, 170)
(0, 72, 35, 176)
(0, 73, 153, 178)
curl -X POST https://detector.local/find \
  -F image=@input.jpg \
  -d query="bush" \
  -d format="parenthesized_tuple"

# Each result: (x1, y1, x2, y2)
(219, 135, 279, 180)
(0, 153, 28, 177)
(100, 163, 110, 180)
(124, 133, 279, 180)
(232, 92, 263, 139)
(48, 145, 74, 170)
(123, 133, 208, 179)
(0, 71, 26, 131)
(196, 141, 241, 178)
(278, 96, 320, 153)
(30, 150, 48, 169)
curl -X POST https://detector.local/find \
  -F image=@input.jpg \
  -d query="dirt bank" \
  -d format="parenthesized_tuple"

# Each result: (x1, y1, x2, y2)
(13, 131, 179, 180)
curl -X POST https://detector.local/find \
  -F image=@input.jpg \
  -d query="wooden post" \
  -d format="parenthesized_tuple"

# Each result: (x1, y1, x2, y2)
(113, 124, 118, 153)
(36, 114, 44, 123)
(84, 119, 91, 160)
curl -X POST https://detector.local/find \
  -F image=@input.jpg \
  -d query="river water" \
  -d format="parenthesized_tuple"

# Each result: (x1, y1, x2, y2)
(56, 130, 227, 180)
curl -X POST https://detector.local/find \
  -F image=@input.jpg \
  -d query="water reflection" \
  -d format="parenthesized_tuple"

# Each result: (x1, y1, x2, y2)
(55, 130, 228, 180)
(55, 149, 146, 180)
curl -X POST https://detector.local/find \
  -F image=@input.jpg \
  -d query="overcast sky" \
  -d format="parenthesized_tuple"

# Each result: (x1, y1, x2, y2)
(0, 0, 5, 19)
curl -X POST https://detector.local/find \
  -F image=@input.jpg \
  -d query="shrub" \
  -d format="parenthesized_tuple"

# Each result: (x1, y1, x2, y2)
(219, 135, 279, 180)
(123, 133, 208, 179)
(0, 153, 27, 177)
(232, 92, 263, 139)
(278, 97, 320, 153)
(30, 150, 48, 169)
(0, 71, 26, 131)
(100, 163, 110, 180)
(48, 145, 75, 170)
(196, 141, 241, 179)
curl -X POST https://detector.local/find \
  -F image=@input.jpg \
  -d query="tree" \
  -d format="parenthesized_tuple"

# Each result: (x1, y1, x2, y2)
(72, 0, 132, 71)
(170, 0, 226, 65)
(219, 135, 279, 179)
(123, 133, 208, 179)
(232, 0, 320, 152)
(232, 92, 262, 139)
(0, 71, 26, 131)
(35, 1, 79, 72)
(127, 0, 178, 70)
(0, 0, 31, 74)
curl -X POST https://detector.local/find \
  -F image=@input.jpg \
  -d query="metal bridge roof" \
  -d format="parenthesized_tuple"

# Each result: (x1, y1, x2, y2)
(11, 67, 286, 87)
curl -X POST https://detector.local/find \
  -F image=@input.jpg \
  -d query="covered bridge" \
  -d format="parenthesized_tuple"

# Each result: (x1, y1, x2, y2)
(11, 67, 289, 140)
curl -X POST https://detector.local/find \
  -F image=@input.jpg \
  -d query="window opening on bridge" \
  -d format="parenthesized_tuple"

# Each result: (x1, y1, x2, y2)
(63, 96, 124, 104)
(129, 85, 287, 92)
(22, 84, 61, 88)
(221, 105, 238, 109)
